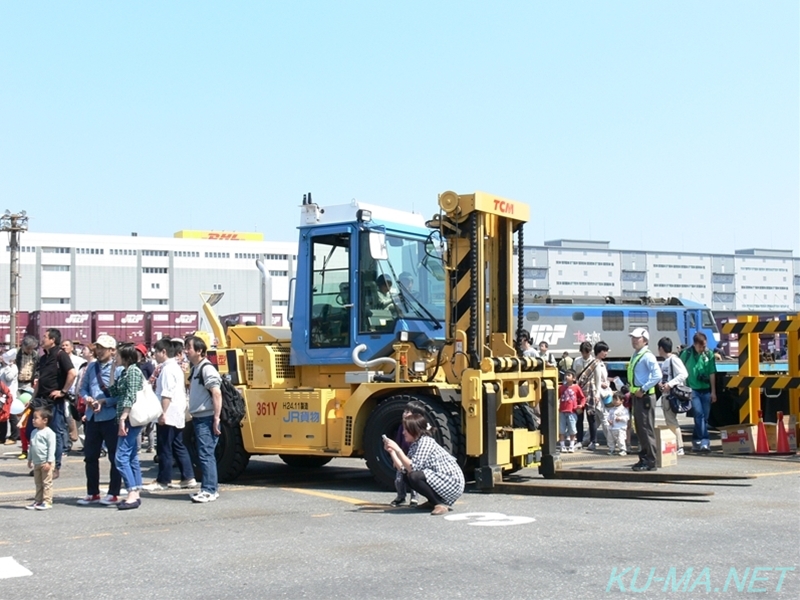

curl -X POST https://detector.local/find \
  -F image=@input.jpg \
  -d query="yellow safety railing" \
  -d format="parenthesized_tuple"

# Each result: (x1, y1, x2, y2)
(721, 314, 800, 425)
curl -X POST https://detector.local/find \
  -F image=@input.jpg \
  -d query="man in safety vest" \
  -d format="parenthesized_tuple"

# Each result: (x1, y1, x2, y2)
(627, 328, 662, 471)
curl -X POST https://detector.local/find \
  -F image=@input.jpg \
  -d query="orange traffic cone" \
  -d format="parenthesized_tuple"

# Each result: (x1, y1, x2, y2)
(755, 410, 770, 454)
(775, 412, 794, 454)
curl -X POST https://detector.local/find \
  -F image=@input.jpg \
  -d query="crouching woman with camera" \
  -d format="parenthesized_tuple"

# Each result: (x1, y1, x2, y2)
(383, 413, 464, 516)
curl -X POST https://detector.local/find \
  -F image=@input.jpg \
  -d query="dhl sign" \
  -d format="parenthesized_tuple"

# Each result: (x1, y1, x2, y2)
(173, 230, 264, 241)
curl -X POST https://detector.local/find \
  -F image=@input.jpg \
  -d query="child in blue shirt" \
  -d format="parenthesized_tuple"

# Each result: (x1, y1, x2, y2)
(26, 408, 57, 510)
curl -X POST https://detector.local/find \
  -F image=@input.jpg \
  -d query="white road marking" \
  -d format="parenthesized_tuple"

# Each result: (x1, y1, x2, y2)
(444, 511, 536, 527)
(0, 556, 33, 579)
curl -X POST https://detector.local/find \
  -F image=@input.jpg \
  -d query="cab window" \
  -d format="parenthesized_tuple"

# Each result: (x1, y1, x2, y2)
(310, 233, 350, 348)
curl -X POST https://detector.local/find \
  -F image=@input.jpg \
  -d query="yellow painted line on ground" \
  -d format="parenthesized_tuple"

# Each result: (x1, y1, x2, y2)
(280, 487, 369, 505)
(0, 485, 85, 497)
(751, 469, 800, 478)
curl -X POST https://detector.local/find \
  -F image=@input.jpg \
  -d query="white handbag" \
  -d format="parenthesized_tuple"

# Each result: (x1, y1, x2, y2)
(129, 381, 163, 427)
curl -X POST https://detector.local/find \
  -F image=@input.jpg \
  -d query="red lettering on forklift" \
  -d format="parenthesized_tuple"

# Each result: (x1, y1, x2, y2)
(493, 199, 514, 215)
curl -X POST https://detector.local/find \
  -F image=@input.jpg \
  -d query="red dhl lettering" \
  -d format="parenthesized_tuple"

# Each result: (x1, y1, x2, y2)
(493, 199, 514, 215)
(207, 233, 241, 240)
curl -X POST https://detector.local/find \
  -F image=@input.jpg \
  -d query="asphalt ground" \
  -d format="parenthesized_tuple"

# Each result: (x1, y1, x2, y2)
(1, 429, 799, 599)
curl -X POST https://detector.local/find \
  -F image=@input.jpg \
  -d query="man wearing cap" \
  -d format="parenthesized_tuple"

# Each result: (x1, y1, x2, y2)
(77, 335, 124, 505)
(627, 328, 663, 471)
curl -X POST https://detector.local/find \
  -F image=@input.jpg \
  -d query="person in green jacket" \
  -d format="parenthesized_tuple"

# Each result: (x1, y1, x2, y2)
(680, 332, 717, 453)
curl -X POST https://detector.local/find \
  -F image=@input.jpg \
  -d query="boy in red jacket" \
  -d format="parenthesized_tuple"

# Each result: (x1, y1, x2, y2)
(558, 369, 586, 453)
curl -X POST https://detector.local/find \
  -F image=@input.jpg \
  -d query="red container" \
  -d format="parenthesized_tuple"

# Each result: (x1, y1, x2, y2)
(220, 313, 264, 327)
(146, 311, 199, 345)
(27, 311, 92, 345)
(92, 311, 147, 345)
(0, 311, 29, 346)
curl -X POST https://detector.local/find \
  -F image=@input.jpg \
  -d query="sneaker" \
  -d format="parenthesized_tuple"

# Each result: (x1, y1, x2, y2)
(677, 448, 685, 456)
(142, 482, 170, 492)
(632, 464, 657, 472)
(567, 445, 574, 453)
(619, 451, 627, 456)
(409, 497, 419, 507)
(4, 439, 16, 445)
(191, 491, 219, 503)
(25, 502, 38, 510)
(99, 494, 120, 506)
(389, 497, 406, 507)
(559, 445, 566, 453)
(588, 442, 596, 451)
(168, 478, 198, 489)
(120, 488, 128, 496)
(17, 452, 27, 460)
(608, 450, 614, 455)
(699, 446, 711, 453)
(35, 502, 53, 510)
(77, 494, 101, 506)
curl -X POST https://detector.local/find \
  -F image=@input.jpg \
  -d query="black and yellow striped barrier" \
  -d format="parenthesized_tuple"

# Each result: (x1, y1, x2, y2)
(723, 314, 799, 425)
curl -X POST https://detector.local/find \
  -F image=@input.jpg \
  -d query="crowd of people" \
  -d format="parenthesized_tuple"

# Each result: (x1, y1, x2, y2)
(518, 328, 719, 471)
(0, 329, 223, 510)
(0, 324, 721, 512)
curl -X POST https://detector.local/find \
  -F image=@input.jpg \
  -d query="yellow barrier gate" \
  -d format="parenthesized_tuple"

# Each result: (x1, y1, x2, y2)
(722, 315, 800, 425)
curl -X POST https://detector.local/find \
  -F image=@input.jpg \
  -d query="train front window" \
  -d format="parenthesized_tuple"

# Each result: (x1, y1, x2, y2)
(702, 310, 718, 332)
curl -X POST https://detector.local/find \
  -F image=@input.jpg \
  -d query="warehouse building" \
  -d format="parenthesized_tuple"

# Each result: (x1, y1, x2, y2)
(521, 240, 799, 313)
(1, 232, 798, 319)
(0, 230, 296, 324)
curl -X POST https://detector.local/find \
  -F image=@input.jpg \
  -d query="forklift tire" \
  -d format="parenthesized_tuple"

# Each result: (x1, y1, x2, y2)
(364, 394, 464, 491)
(279, 455, 334, 469)
(184, 420, 250, 483)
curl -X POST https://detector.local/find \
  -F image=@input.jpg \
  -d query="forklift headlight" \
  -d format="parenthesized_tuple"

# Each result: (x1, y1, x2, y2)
(357, 209, 372, 223)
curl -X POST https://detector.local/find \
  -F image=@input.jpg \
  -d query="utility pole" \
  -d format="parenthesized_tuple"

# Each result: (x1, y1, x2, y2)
(1, 210, 29, 348)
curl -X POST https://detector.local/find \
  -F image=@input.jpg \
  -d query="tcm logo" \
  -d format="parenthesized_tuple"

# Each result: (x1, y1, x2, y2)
(529, 324, 567, 345)
(207, 233, 241, 240)
(174, 315, 197, 324)
(65, 314, 89, 324)
(121, 314, 144, 324)
(493, 199, 514, 215)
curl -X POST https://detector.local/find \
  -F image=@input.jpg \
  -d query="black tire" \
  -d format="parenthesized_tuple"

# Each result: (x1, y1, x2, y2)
(513, 403, 541, 431)
(363, 394, 465, 490)
(184, 420, 250, 483)
(279, 455, 334, 469)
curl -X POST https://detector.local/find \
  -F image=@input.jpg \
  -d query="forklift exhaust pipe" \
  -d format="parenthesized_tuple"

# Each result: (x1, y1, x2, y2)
(352, 344, 398, 370)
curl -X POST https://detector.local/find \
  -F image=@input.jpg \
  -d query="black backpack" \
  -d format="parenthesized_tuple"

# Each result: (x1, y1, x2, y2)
(194, 362, 246, 426)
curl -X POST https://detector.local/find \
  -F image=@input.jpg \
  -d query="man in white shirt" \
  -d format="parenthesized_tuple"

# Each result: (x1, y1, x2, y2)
(143, 338, 197, 491)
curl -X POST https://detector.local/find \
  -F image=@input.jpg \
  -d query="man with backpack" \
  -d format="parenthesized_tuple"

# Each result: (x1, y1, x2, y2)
(680, 332, 717, 453)
(186, 336, 222, 504)
(77, 335, 124, 506)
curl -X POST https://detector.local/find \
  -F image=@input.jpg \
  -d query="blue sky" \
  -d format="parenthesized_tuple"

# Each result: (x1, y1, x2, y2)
(1, 1, 798, 255)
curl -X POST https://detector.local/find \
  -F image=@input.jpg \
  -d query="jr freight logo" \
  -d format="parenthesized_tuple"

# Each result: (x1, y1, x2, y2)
(121, 314, 144, 324)
(175, 314, 197, 324)
(528, 324, 567, 345)
(65, 314, 89, 324)
(0, 315, 9, 324)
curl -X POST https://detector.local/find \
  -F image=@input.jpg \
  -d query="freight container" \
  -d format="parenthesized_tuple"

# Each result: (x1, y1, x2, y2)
(0, 311, 29, 347)
(220, 313, 264, 327)
(27, 311, 92, 345)
(92, 311, 147, 345)
(146, 311, 199, 345)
